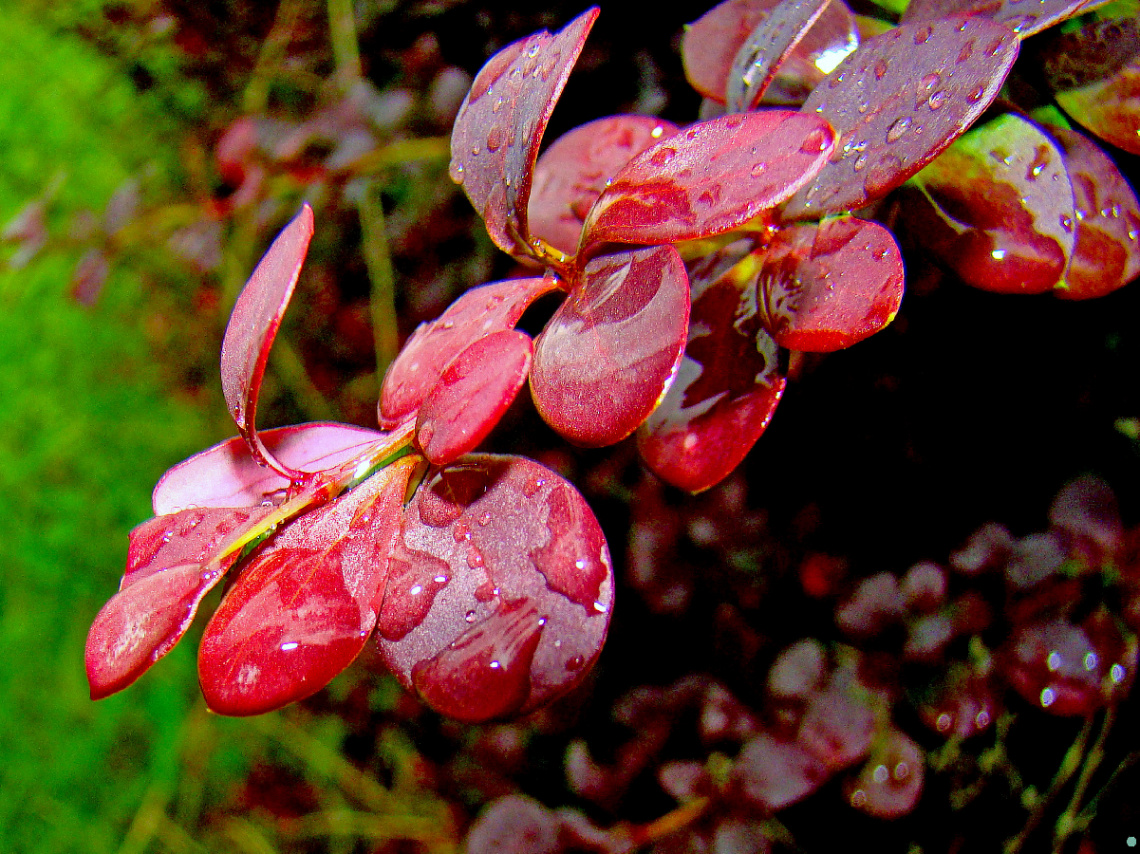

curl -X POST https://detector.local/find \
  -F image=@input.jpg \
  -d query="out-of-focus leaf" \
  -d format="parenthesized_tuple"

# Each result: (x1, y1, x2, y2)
(582, 111, 835, 251)
(901, 0, 1103, 39)
(416, 329, 534, 465)
(375, 455, 613, 722)
(197, 456, 417, 716)
(1051, 126, 1140, 298)
(531, 245, 690, 448)
(84, 505, 275, 700)
(379, 276, 558, 428)
(732, 733, 830, 810)
(152, 422, 387, 514)
(758, 217, 903, 351)
(726, 0, 834, 112)
(785, 17, 1019, 219)
(843, 730, 924, 817)
(528, 115, 679, 257)
(902, 113, 1075, 294)
(637, 244, 785, 492)
(219, 204, 314, 475)
(449, 8, 599, 258)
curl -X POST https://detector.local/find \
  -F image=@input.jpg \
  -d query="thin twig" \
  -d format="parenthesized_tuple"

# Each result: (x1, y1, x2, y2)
(359, 180, 400, 380)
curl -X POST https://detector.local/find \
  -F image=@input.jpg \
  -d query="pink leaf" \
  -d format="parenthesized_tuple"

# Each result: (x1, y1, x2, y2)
(152, 422, 387, 515)
(85, 505, 275, 700)
(416, 330, 534, 466)
(197, 456, 418, 716)
(638, 243, 785, 492)
(530, 245, 690, 448)
(758, 217, 903, 351)
(581, 111, 835, 251)
(784, 17, 1019, 219)
(732, 733, 830, 811)
(901, 0, 1099, 39)
(843, 730, 924, 818)
(379, 276, 558, 428)
(449, 8, 599, 258)
(528, 115, 679, 257)
(219, 204, 314, 476)
(375, 455, 613, 722)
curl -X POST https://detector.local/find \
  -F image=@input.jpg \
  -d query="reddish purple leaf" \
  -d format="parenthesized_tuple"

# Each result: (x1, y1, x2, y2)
(901, 0, 1100, 39)
(219, 204, 314, 476)
(449, 8, 599, 258)
(843, 730, 924, 818)
(152, 422, 387, 515)
(798, 682, 876, 769)
(758, 217, 903, 351)
(637, 243, 785, 492)
(901, 113, 1075, 294)
(85, 505, 275, 700)
(919, 665, 998, 738)
(784, 17, 1019, 219)
(530, 245, 690, 448)
(581, 111, 835, 251)
(198, 456, 418, 716)
(732, 733, 830, 811)
(375, 455, 613, 722)
(528, 115, 680, 257)
(416, 329, 534, 466)
(379, 276, 558, 428)
(1050, 126, 1140, 299)
(1049, 474, 1123, 558)
(725, 0, 834, 113)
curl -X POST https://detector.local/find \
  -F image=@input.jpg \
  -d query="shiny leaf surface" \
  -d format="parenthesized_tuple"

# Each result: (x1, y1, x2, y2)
(219, 204, 314, 476)
(1051, 125, 1140, 299)
(416, 329, 534, 466)
(375, 455, 613, 722)
(785, 17, 1019, 219)
(637, 243, 785, 492)
(531, 245, 690, 448)
(449, 8, 598, 257)
(379, 276, 558, 428)
(758, 217, 903, 351)
(528, 115, 679, 257)
(152, 422, 386, 515)
(902, 113, 1075, 294)
(85, 505, 275, 699)
(901, 0, 1099, 39)
(198, 456, 418, 716)
(582, 111, 835, 251)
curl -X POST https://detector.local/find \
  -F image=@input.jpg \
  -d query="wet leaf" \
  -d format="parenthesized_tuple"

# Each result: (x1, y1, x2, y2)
(901, 113, 1075, 294)
(582, 111, 835, 252)
(1004, 617, 1114, 716)
(198, 457, 417, 716)
(637, 244, 785, 492)
(901, 0, 1102, 39)
(152, 422, 387, 515)
(758, 217, 903, 351)
(416, 329, 534, 466)
(1050, 125, 1140, 298)
(726, 0, 834, 112)
(784, 17, 1019, 219)
(379, 276, 558, 428)
(219, 205, 314, 476)
(844, 730, 924, 818)
(449, 8, 599, 258)
(528, 115, 679, 257)
(375, 455, 613, 722)
(530, 245, 690, 448)
(85, 505, 275, 700)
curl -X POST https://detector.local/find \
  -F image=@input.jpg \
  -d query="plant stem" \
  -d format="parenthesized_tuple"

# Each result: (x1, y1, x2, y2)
(326, 0, 362, 86)
(1053, 708, 1116, 851)
(243, 0, 306, 114)
(359, 179, 400, 381)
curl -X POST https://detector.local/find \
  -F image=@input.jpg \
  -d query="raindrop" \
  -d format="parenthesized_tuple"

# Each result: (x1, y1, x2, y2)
(491, 97, 504, 114)
(486, 126, 505, 152)
(800, 128, 830, 154)
(523, 476, 546, 497)
(927, 90, 947, 110)
(650, 147, 677, 167)
(478, 511, 492, 526)
(470, 145, 481, 157)
(966, 85, 985, 104)
(566, 655, 585, 671)
(467, 548, 485, 569)
(957, 40, 975, 64)
(920, 72, 941, 90)
(465, 610, 478, 623)
(1059, 214, 1074, 233)
(1040, 686, 1056, 707)
(453, 521, 472, 542)
(886, 117, 911, 143)
(750, 162, 768, 177)
(873, 59, 888, 81)
(914, 25, 933, 44)
(280, 641, 299, 652)
(853, 154, 868, 172)
(983, 37, 1005, 57)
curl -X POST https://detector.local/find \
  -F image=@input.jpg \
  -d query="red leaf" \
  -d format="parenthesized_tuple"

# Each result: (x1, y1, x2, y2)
(219, 204, 314, 476)
(152, 422, 387, 515)
(725, 0, 835, 112)
(901, 0, 1098, 39)
(581, 111, 835, 251)
(528, 115, 680, 257)
(758, 217, 903, 351)
(638, 243, 785, 492)
(379, 276, 558, 428)
(733, 733, 830, 811)
(843, 730, 924, 818)
(198, 456, 418, 716)
(530, 245, 690, 448)
(85, 505, 275, 700)
(449, 8, 599, 258)
(375, 455, 613, 722)
(784, 17, 1019, 219)
(416, 329, 534, 466)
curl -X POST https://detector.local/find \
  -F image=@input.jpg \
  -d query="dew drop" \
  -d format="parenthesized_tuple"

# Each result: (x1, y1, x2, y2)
(491, 97, 504, 114)
(750, 161, 768, 177)
(984, 37, 1005, 57)
(966, 85, 985, 104)
(523, 475, 546, 497)
(465, 610, 478, 623)
(957, 40, 975, 64)
(566, 655, 585, 671)
(927, 90, 946, 110)
(853, 153, 868, 172)
(886, 116, 911, 144)
(920, 72, 941, 90)
(467, 548, 485, 569)
(470, 145, 481, 157)
(478, 511, 492, 526)
(486, 126, 505, 152)
(650, 146, 677, 167)
(873, 58, 888, 80)
(1059, 213, 1074, 233)
(800, 128, 830, 154)
(914, 25, 933, 45)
